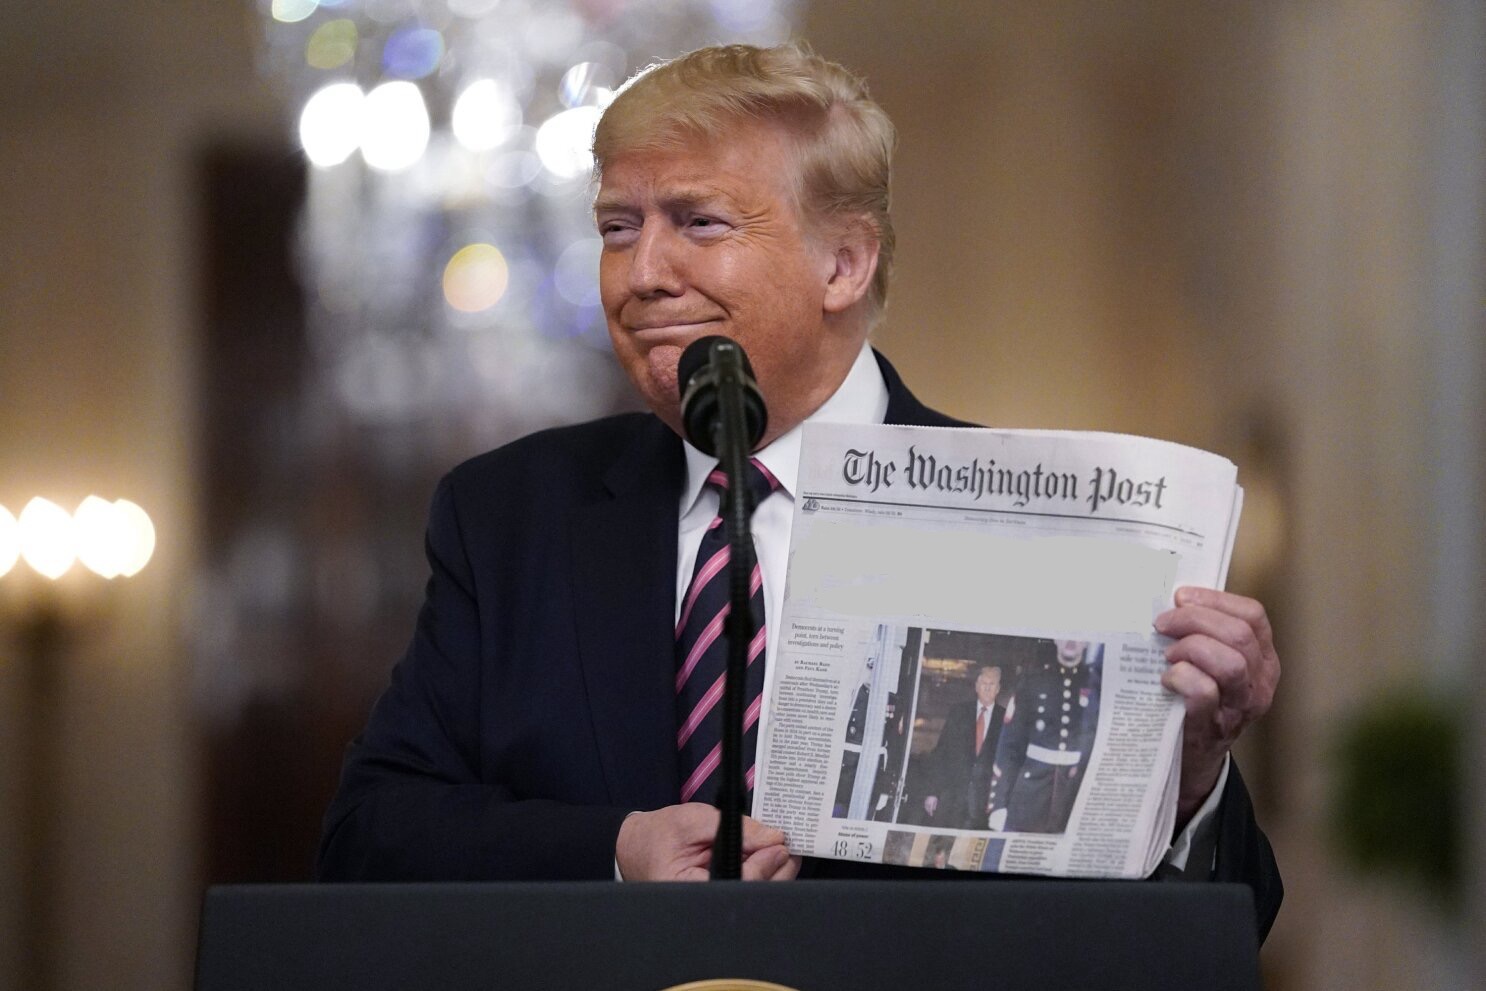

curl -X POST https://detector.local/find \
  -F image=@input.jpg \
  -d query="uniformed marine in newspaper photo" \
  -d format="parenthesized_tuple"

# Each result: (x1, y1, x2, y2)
(987, 640, 1104, 834)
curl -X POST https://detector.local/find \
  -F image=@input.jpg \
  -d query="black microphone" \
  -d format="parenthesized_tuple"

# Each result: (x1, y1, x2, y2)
(676, 335, 768, 880)
(677, 336, 768, 456)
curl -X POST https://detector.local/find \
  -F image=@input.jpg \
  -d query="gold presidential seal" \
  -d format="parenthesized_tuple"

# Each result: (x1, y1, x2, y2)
(659, 982, 801, 991)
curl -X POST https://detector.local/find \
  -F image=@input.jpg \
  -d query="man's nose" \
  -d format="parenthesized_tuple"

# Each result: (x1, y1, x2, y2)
(627, 222, 684, 298)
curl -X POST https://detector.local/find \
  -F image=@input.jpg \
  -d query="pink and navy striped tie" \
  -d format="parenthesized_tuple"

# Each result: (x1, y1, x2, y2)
(675, 458, 781, 805)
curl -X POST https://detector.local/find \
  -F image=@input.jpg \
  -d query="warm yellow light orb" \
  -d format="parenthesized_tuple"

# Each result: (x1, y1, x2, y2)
(111, 500, 156, 578)
(0, 504, 18, 578)
(74, 495, 124, 579)
(18, 497, 75, 580)
(306, 19, 358, 71)
(442, 243, 510, 313)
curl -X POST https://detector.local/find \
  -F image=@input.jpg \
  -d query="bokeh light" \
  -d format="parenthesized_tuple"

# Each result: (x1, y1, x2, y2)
(74, 495, 124, 579)
(485, 139, 542, 190)
(1, 496, 155, 580)
(306, 19, 358, 70)
(534, 106, 600, 180)
(18, 497, 75, 580)
(519, 8, 585, 64)
(0, 504, 18, 578)
(299, 82, 365, 167)
(570, 41, 627, 83)
(554, 237, 602, 307)
(558, 62, 617, 108)
(272, 0, 320, 25)
(111, 500, 157, 578)
(452, 79, 523, 152)
(443, 243, 510, 313)
(708, 0, 789, 38)
(448, 0, 501, 15)
(382, 27, 445, 80)
(262, 0, 794, 430)
(360, 81, 430, 172)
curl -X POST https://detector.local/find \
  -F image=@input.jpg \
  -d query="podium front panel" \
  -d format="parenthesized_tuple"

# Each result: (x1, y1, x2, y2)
(195, 879, 1260, 991)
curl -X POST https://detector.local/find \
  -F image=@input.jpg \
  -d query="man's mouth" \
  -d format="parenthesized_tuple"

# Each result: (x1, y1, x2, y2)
(625, 319, 721, 334)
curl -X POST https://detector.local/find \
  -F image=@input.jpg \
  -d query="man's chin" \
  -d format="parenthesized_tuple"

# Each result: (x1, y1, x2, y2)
(646, 344, 683, 397)
(624, 347, 682, 431)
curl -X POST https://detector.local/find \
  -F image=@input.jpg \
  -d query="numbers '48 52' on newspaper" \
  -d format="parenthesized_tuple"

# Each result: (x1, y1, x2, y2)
(752, 423, 1242, 879)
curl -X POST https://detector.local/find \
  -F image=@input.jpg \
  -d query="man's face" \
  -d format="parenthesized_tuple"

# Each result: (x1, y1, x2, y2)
(1054, 640, 1087, 668)
(975, 668, 1001, 706)
(595, 121, 859, 444)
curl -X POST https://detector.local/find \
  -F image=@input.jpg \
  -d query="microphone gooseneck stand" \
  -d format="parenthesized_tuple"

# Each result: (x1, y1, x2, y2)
(708, 343, 755, 880)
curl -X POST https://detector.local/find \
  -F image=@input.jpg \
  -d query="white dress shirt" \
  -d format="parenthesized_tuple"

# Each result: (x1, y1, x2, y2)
(668, 341, 1223, 873)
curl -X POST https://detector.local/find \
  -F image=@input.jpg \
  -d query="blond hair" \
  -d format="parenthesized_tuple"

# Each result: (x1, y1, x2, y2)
(593, 42, 896, 322)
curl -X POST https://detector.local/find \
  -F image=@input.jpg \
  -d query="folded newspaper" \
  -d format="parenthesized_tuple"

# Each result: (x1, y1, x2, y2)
(753, 423, 1243, 878)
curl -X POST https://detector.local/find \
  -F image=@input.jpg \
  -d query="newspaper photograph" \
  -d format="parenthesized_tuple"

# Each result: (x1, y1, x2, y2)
(753, 423, 1243, 878)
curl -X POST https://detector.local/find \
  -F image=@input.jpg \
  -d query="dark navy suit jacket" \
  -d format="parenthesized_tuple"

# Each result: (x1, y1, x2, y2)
(317, 352, 1282, 940)
(921, 698, 1004, 831)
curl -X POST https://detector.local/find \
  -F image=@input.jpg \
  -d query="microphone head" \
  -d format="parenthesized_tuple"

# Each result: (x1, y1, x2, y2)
(677, 336, 767, 456)
(678, 335, 754, 394)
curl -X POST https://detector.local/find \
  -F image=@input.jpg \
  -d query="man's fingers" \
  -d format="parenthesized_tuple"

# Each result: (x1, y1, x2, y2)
(1157, 586, 1281, 721)
(616, 804, 725, 881)
(1174, 586, 1280, 676)
(674, 865, 711, 882)
(1163, 587, 1281, 822)
(1161, 660, 1220, 717)
(741, 844, 791, 880)
(772, 855, 802, 881)
(1156, 604, 1262, 664)
(1164, 633, 1251, 709)
(1163, 660, 1246, 745)
(1174, 586, 1268, 630)
(1163, 660, 1233, 810)
(740, 815, 788, 852)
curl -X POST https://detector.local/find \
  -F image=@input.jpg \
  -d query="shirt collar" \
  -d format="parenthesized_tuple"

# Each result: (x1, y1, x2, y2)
(679, 341, 889, 517)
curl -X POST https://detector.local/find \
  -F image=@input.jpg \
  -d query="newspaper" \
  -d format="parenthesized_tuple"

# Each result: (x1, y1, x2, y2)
(753, 423, 1242, 878)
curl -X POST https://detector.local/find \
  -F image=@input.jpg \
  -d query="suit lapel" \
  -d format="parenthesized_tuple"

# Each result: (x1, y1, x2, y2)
(570, 417, 684, 809)
(875, 349, 971, 429)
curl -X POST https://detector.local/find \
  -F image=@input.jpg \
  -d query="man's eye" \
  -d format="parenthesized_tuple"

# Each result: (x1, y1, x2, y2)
(599, 222, 636, 243)
(689, 216, 722, 229)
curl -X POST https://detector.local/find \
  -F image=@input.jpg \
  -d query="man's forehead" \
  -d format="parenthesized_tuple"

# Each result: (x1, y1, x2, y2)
(593, 169, 743, 213)
(594, 124, 796, 210)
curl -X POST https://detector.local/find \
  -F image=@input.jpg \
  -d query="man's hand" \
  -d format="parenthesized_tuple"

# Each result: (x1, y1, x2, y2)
(922, 795, 939, 817)
(616, 803, 800, 881)
(1155, 587, 1280, 826)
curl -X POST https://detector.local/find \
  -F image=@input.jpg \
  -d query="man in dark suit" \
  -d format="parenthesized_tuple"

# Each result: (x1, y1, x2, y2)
(919, 666, 1004, 831)
(317, 42, 1283, 940)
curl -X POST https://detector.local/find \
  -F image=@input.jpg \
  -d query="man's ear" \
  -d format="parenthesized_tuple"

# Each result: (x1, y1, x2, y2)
(822, 220, 880, 315)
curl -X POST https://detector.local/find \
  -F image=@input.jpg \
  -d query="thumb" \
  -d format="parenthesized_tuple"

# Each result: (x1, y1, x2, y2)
(740, 815, 788, 852)
(741, 844, 790, 880)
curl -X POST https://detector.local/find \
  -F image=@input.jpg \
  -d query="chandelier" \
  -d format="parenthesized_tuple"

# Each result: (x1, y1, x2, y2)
(257, 0, 797, 435)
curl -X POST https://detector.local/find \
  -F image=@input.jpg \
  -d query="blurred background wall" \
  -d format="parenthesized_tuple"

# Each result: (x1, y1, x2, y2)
(0, 1, 1480, 989)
